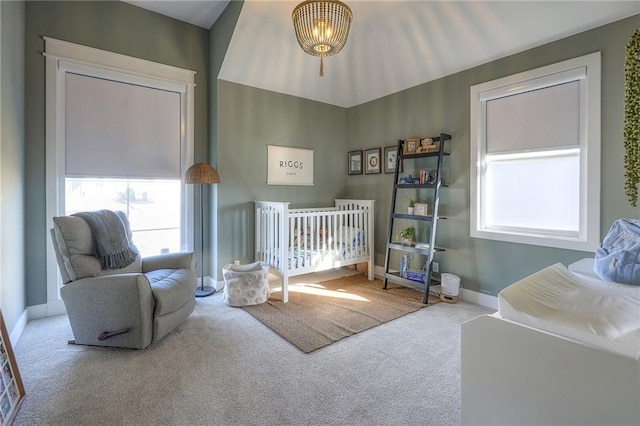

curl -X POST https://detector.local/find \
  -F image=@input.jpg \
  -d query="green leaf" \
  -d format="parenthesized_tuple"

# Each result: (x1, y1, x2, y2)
(624, 29, 640, 207)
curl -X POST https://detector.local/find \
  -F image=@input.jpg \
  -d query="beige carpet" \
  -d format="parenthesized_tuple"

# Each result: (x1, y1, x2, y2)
(243, 273, 439, 353)
(13, 290, 493, 425)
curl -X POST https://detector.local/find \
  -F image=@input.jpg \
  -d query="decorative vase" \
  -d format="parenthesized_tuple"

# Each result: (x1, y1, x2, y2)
(402, 237, 413, 246)
(408, 207, 414, 215)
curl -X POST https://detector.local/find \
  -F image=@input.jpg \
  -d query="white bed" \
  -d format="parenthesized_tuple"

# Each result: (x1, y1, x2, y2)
(254, 199, 375, 303)
(461, 259, 640, 425)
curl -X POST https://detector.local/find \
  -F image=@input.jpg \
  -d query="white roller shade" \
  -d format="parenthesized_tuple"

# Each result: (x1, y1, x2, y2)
(486, 80, 580, 154)
(65, 73, 181, 178)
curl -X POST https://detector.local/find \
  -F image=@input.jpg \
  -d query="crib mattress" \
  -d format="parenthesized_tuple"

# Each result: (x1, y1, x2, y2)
(498, 263, 640, 360)
(288, 245, 366, 269)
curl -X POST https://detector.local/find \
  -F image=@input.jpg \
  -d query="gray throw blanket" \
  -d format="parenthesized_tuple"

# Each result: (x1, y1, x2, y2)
(73, 210, 138, 270)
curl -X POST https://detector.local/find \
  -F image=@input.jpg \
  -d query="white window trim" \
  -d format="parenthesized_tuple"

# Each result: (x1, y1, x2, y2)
(44, 38, 195, 311)
(470, 52, 601, 252)
(0, 2, 3, 309)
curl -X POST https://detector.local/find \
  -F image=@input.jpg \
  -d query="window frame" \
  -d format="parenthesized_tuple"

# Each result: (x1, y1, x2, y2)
(470, 52, 601, 252)
(45, 38, 195, 307)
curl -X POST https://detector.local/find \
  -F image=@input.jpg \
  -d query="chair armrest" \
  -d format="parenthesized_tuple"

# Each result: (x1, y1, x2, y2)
(142, 251, 196, 273)
(60, 273, 155, 349)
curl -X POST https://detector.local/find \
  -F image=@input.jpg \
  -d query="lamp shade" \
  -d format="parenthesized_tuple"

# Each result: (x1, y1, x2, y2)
(292, 0, 353, 76)
(184, 163, 220, 184)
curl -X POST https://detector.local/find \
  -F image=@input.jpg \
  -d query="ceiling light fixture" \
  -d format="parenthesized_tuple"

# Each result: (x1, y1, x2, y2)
(292, 0, 353, 77)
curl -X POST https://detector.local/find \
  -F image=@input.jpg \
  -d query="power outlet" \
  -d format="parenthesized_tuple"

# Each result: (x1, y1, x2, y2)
(432, 262, 439, 273)
(233, 260, 240, 265)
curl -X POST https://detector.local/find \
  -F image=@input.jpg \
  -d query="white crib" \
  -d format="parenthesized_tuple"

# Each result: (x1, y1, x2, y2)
(254, 199, 375, 302)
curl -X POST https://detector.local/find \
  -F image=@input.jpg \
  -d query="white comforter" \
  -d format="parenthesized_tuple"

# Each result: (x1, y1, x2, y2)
(498, 262, 640, 359)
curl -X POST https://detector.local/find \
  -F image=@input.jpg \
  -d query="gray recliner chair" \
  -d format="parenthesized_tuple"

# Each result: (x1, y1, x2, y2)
(50, 210, 197, 349)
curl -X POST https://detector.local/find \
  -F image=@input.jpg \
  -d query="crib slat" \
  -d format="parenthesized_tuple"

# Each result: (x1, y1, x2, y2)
(255, 200, 374, 302)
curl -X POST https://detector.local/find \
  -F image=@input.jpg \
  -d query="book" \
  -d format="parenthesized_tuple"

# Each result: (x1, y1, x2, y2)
(404, 269, 427, 282)
(400, 254, 411, 277)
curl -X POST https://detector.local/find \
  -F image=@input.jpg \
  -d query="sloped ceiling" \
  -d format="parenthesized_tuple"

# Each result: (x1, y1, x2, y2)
(128, 0, 640, 107)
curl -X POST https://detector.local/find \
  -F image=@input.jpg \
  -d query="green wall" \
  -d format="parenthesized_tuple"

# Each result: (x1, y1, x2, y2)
(17, 1, 640, 313)
(344, 15, 640, 296)
(210, 1, 348, 275)
(1, 1, 26, 333)
(216, 81, 348, 272)
(209, 1, 244, 281)
(24, 1, 209, 305)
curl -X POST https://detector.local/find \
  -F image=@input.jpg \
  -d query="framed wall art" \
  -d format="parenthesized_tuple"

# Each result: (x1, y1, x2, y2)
(365, 148, 381, 174)
(348, 150, 363, 175)
(384, 145, 402, 174)
(0, 311, 25, 425)
(267, 145, 314, 186)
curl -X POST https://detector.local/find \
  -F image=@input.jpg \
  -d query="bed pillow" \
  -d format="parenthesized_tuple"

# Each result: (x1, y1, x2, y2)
(594, 218, 640, 285)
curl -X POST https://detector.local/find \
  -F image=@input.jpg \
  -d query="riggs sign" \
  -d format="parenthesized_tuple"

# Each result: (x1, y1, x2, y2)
(280, 160, 304, 170)
(267, 145, 314, 186)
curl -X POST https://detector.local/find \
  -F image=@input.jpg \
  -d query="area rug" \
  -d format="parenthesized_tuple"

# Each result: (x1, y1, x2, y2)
(243, 274, 439, 353)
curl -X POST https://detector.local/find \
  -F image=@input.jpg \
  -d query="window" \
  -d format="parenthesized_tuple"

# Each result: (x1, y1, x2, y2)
(470, 52, 601, 251)
(45, 38, 195, 306)
(65, 179, 182, 256)
(62, 71, 184, 256)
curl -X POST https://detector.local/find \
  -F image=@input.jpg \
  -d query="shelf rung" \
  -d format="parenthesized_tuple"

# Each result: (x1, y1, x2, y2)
(385, 272, 426, 291)
(391, 213, 446, 221)
(387, 243, 445, 253)
(395, 183, 449, 189)
(399, 151, 450, 160)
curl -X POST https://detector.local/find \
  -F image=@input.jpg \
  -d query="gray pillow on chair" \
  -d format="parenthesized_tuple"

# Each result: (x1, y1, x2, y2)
(52, 215, 142, 283)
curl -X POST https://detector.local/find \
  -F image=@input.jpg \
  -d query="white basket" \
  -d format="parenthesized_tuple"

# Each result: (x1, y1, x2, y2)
(441, 273, 460, 297)
(222, 261, 270, 307)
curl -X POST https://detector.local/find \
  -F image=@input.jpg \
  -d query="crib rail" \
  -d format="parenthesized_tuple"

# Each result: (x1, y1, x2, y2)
(255, 199, 375, 303)
(255, 201, 289, 273)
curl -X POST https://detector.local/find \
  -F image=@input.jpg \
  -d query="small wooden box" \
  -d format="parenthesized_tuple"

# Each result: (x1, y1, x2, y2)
(439, 293, 459, 304)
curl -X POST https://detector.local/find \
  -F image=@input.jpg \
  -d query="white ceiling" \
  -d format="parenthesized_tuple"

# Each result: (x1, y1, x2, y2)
(124, 0, 230, 28)
(127, 0, 640, 108)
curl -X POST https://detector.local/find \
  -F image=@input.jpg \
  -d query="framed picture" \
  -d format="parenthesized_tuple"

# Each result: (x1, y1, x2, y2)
(384, 145, 403, 174)
(426, 169, 438, 184)
(267, 145, 314, 186)
(403, 138, 419, 155)
(414, 202, 429, 216)
(365, 148, 382, 174)
(348, 150, 363, 175)
(0, 311, 25, 425)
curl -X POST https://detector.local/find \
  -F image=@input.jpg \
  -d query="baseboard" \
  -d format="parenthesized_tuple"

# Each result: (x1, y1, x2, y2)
(16, 278, 227, 343)
(9, 309, 28, 347)
(460, 288, 498, 310)
(9, 300, 67, 345)
(374, 265, 497, 310)
(222, 265, 499, 310)
(27, 303, 47, 319)
(201, 276, 222, 291)
(46, 299, 67, 316)
(26, 299, 66, 320)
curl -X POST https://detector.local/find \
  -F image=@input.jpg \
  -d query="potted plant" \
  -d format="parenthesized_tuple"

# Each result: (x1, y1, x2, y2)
(407, 196, 416, 215)
(398, 226, 415, 246)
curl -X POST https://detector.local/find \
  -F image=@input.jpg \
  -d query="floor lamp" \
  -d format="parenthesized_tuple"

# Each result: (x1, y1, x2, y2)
(184, 162, 220, 297)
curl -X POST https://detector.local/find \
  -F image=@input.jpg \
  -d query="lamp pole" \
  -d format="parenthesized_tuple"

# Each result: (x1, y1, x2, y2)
(195, 182, 215, 297)
(184, 162, 220, 298)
